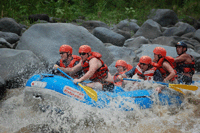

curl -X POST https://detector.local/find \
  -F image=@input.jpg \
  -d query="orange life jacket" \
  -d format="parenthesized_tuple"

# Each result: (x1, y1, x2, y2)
(81, 52, 108, 82)
(134, 63, 157, 80)
(152, 56, 177, 81)
(59, 55, 81, 78)
(176, 54, 195, 75)
(60, 55, 81, 68)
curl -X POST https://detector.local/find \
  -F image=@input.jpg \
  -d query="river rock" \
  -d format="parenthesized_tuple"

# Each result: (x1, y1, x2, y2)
(93, 27, 126, 46)
(134, 19, 162, 39)
(16, 23, 114, 69)
(0, 17, 22, 36)
(148, 9, 178, 27)
(0, 48, 45, 88)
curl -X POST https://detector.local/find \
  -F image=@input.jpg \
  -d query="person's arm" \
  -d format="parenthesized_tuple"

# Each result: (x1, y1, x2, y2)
(174, 54, 187, 63)
(153, 69, 163, 82)
(55, 60, 82, 76)
(117, 66, 136, 80)
(75, 58, 101, 83)
(162, 61, 176, 82)
(125, 66, 136, 78)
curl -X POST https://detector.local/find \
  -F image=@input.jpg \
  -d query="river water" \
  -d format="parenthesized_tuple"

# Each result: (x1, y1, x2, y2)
(1, 74, 200, 133)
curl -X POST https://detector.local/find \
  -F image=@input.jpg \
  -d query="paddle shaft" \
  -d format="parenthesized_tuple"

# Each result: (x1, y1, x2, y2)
(57, 68, 74, 81)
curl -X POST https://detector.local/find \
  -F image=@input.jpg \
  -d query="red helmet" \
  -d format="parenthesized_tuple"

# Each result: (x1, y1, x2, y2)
(115, 60, 128, 68)
(59, 44, 72, 54)
(79, 45, 92, 53)
(139, 56, 152, 64)
(153, 47, 166, 57)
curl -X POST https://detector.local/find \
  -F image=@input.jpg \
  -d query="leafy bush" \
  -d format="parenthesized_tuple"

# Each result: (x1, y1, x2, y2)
(1, 0, 200, 26)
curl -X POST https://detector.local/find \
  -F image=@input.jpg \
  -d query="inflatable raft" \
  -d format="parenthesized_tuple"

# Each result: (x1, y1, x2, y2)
(24, 72, 184, 111)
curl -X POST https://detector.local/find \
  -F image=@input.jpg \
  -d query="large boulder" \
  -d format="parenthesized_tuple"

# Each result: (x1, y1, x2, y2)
(193, 29, 200, 42)
(93, 27, 126, 46)
(173, 23, 196, 36)
(148, 9, 178, 27)
(0, 31, 20, 44)
(16, 23, 114, 69)
(116, 19, 140, 33)
(134, 19, 162, 39)
(106, 45, 136, 74)
(0, 17, 22, 36)
(0, 48, 45, 88)
(124, 36, 149, 50)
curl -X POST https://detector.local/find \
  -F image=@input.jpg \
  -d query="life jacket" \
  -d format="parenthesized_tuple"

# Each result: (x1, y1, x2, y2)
(60, 55, 81, 68)
(127, 64, 133, 71)
(134, 63, 157, 80)
(176, 54, 195, 75)
(81, 52, 108, 82)
(113, 72, 125, 86)
(152, 56, 177, 81)
(59, 55, 81, 78)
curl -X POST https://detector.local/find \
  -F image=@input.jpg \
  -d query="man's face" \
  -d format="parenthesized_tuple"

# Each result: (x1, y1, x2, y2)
(79, 52, 88, 61)
(176, 46, 184, 55)
(154, 53, 159, 62)
(60, 52, 68, 61)
(116, 66, 124, 73)
(140, 63, 148, 72)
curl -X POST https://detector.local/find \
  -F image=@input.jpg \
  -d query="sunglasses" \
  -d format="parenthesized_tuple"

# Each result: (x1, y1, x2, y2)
(140, 63, 147, 66)
(79, 53, 87, 56)
(59, 52, 67, 55)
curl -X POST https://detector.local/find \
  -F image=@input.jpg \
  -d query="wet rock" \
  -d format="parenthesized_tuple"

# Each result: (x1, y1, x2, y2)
(0, 38, 12, 48)
(134, 19, 162, 39)
(116, 19, 140, 33)
(148, 9, 178, 27)
(16, 23, 114, 68)
(93, 27, 126, 46)
(0, 31, 19, 44)
(0, 48, 45, 88)
(0, 17, 22, 36)
(124, 36, 149, 49)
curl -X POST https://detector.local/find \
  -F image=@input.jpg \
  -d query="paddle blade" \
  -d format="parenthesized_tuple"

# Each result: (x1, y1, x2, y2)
(169, 84, 198, 91)
(78, 83, 98, 102)
(169, 86, 185, 95)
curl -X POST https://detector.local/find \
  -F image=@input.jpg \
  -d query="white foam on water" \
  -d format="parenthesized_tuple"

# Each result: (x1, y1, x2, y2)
(1, 74, 200, 132)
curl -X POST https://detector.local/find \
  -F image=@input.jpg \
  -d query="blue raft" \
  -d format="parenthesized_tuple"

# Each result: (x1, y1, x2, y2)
(25, 73, 183, 111)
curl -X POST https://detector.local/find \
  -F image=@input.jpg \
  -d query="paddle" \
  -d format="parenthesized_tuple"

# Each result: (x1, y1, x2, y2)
(123, 78, 198, 94)
(57, 68, 98, 102)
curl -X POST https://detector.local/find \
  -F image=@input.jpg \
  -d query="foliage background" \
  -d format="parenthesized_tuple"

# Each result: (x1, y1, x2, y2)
(1, 0, 200, 26)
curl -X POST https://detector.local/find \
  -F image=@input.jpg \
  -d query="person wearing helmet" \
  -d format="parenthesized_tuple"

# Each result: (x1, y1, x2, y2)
(152, 47, 177, 83)
(113, 60, 133, 87)
(53, 44, 83, 78)
(174, 41, 195, 84)
(58, 45, 114, 92)
(117, 56, 163, 82)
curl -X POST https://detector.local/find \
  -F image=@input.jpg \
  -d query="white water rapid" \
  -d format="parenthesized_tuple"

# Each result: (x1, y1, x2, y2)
(1, 74, 200, 133)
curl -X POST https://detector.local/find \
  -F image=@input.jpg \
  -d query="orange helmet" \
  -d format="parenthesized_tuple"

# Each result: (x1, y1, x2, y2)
(59, 44, 73, 54)
(79, 45, 91, 53)
(115, 60, 128, 68)
(153, 47, 166, 57)
(139, 56, 152, 64)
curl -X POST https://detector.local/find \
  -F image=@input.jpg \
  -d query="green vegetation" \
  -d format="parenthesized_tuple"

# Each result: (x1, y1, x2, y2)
(1, 0, 200, 26)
